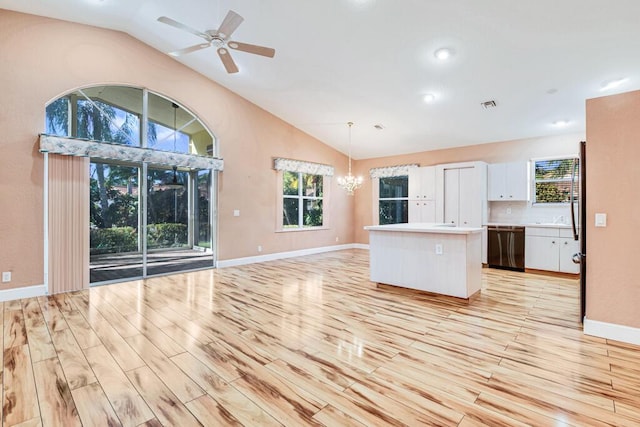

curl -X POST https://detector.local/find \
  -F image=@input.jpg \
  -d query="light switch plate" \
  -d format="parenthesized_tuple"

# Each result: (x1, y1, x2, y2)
(435, 244, 443, 255)
(2, 272, 11, 283)
(233, 209, 240, 217)
(595, 213, 607, 227)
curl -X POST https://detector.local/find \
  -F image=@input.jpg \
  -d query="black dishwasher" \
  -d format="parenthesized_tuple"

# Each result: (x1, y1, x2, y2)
(487, 226, 525, 271)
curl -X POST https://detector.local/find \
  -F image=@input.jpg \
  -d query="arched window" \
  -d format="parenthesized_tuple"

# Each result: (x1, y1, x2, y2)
(45, 85, 216, 157)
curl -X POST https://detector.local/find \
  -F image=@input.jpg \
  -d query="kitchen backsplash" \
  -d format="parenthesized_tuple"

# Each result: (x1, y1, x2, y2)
(488, 201, 574, 225)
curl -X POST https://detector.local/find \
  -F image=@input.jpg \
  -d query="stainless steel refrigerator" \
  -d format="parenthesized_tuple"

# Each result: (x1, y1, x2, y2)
(571, 141, 586, 321)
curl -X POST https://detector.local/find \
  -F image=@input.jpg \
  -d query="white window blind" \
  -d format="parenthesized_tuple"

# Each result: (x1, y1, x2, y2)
(533, 157, 579, 204)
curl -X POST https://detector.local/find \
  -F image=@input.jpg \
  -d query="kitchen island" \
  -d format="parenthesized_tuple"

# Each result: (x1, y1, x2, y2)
(364, 223, 483, 299)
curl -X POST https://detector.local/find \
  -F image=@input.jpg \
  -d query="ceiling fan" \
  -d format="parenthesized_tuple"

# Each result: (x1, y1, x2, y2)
(157, 10, 276, 74)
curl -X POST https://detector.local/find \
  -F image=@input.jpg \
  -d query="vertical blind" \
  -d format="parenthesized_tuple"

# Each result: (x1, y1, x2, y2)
(48, 154, 89, 294)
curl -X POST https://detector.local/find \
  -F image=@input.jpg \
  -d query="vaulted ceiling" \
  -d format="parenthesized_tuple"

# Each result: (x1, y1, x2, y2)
(1, 0, 639, 158)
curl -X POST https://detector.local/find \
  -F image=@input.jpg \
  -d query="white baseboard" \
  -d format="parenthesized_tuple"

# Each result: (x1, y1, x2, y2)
(0, 284, 47, 302)
(584, 317, 640, 346)
(217, 243, 369, 268)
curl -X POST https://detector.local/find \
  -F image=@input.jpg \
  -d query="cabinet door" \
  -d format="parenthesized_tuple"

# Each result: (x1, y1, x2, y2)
(409, 200, 436, 223)
(408, 168, 422, 200)
(408, 200, 421, 222)
(421, 200, 436, 222)
(443, 169, 459, 225)
(487, 163, 507, 201)
(559, 239, 580, 273)
(525, 236, 559, 271)
(506, 161, 529, 201)
(457, 167, 475, 226)
(421, 166, 437, 200)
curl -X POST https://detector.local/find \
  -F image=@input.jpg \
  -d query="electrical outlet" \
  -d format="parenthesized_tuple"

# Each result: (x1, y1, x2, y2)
(2, 272, 11, 283)
(257, 245, 262, 252)
(233, 209, 240, 217)
(435, 244, 443, 255)
(506, 208, 512, 215)
(335, 236, 339, 242)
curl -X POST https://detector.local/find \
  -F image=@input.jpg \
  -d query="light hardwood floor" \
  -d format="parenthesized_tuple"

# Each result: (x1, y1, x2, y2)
(2, 249, 640, 426)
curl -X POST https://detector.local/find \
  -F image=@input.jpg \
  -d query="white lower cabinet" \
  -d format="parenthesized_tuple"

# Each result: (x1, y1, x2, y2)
(408, 200, 436, 223)
(525, 235, 559, 271)
(559, 238, 580, 274)
(525, 227, 579, 274)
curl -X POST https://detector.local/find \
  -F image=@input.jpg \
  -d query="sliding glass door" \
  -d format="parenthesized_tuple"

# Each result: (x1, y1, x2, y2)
(89, 162, 142, 283)
(89, 161, 214, 285)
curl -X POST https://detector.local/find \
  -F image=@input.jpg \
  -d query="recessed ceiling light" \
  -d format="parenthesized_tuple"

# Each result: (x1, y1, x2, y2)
(423, 93, 436, 103)
(600, 77, 628, 92)
(552, 120, 570, 127)
(434, 48, 454, 61)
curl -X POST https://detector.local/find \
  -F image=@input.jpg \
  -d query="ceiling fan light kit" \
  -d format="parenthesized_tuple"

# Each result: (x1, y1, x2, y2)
(158, 10, 276, 74)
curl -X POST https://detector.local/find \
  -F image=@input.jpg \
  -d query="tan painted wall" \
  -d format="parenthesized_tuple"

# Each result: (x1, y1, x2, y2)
(352, 133, 583, 243)
(586, 90, 640, 329)
(0, 10, 354, 290)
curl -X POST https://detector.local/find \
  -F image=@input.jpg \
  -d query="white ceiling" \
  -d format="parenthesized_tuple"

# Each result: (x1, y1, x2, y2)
(2, 0, 640, 159)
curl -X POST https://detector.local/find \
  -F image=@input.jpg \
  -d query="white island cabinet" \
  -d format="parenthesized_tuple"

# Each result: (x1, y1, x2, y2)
(364, 223, 483, 299)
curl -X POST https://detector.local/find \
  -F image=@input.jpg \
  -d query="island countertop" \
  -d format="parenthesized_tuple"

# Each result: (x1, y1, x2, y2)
(364, 223, 483, 234)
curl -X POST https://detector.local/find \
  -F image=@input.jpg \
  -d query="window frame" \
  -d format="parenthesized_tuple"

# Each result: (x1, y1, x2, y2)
(377, 175, 409, 225)
(280, 171, 325, 230)
(531, 156, 579, 205)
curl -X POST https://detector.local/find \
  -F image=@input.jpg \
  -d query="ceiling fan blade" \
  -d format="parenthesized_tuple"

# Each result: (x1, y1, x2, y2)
(228, 41, 275, 58)
(168, 43, 211, 57)
(157, 16, 209, 40)
(217, 10, 244, 39)
(217, 47, 239, 73)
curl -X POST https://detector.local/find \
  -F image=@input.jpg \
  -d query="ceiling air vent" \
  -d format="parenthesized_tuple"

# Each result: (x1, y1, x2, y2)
(481, 100, 497, 109)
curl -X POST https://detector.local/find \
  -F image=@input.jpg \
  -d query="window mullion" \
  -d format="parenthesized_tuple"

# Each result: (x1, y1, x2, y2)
(298, 172, 304, 227)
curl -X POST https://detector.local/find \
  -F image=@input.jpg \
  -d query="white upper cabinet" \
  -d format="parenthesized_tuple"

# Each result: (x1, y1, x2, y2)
(408, 166, 436, 200)
(409, 166, 437, 223)
(436, 161, 487, 228)
(488, 161, 529, 201)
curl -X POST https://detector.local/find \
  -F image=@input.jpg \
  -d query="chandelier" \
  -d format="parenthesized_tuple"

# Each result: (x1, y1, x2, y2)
(337, 121, 363, 195)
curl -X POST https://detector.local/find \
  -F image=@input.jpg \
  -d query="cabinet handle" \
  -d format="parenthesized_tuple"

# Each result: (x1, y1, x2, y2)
(509, 195, 513, 198)
(417, 195, 420, 198)
(552, 241, 556, 244)
(500, 195, 503, 198)
(564, 241, 568, 245)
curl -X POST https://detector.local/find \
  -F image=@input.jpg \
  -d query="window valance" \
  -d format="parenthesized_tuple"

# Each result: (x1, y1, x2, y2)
(369, 164, 419, 178)
(273, 157, 334, 176)
(39, 135, 224, 171)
